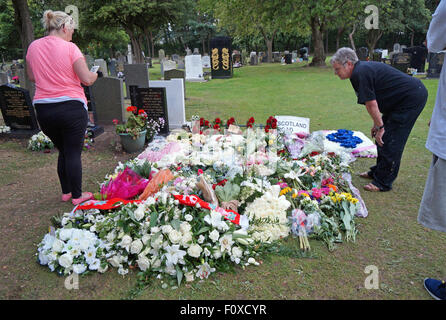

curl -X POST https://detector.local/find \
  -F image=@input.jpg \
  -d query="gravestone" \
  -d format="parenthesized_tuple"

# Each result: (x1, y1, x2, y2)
(292, 51, 298, 61)
(145, 57, 153, 68)
(124, 63, 150, 99)
(401, 45, 407, 51)
(127, 44, 133, 64)
(172, 54, 180, 63)
(284, 54, 292, 64)
(427, 52, 445, 78)
(85, 55, 94, 69)
(0, 72, 8, 85)
(164, 69, 186, 99)
(357, 47, 369, 61)
(273, 52, 281, 63)
(0, 84, 39, 137)
(202, 55, 211, 69)
(186, 47, 192, 56)
(381, 49, 389, 59)
(299, 47, 309, 61)
(82, 84, 104, 138)
(177, 59, 185, 70)
(158, 49, 165, 62)
(185, 55, 205, 82)
(109, 59, 117, 77)
(249, 52, 258, 65)
(136, 87, 169, 134)
(91, 77, 125, 128)
(233, 53, 242, 67)
(94, 59, 108, 77)
(193, 48, 200, 55)
(210, 37, 233, 79)
(391, 52, 412, 73)
(128, 85, 139, 107)
(393, 43, 401, 53)
(161, 60, 177, 78)
(403, 46, 428, 73)
(149, 79, 186, 130)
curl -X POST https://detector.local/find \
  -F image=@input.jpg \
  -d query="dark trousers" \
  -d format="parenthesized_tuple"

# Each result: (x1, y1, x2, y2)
(35, 101, 88, 198)
(368, 85, 428, 191)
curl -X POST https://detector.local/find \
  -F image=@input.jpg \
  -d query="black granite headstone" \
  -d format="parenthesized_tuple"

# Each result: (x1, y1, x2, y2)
(427, 52, 445, 78)
(391, 53, 412, 73)
(82, 84, 104, 138)
(136, 87, 169, 134)
(129, 85, 139, 107)
(210, 36, 233, 79)
(0, 84, 39, 137)
(403, 46, 428, 72)
(357, 47, 369, 61)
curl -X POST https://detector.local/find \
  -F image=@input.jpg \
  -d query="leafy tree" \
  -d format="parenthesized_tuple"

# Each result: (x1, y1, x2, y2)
(200, 0, 299, 63)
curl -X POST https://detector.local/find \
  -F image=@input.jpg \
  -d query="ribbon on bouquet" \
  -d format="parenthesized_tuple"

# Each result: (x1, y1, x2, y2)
(71, 198, 142, 214)
(173, 194, 249, 229)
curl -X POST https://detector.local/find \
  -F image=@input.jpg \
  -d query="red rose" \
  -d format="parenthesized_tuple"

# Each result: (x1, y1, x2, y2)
(213, 124, 220, 130)
(264, 125, 270, 133)
(248, 117, 255, 123)
(204, 120, 210, 127)
(310, 151, 320, 157)
(215, 118, 221, 124)
(271, 122, 277, 129)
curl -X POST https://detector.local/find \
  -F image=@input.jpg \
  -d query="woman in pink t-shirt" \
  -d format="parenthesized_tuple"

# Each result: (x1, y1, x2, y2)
(26, 10, 98, 205)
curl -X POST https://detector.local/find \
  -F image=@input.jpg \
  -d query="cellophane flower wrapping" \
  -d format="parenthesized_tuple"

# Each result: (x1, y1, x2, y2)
(100, 167, 149, 200)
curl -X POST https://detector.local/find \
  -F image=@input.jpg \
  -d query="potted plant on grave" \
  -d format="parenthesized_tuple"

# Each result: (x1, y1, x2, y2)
(113, 106, 147, 153)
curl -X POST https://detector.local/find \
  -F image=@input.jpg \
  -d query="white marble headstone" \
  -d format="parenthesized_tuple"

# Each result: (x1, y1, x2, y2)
(94, 59, 108, 77)
(202, 56, 211, 68)
(148, 79, 186, 129)
(185, 55, 204, 81)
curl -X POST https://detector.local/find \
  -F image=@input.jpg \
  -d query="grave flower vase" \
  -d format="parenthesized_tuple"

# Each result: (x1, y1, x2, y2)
(119, 130, 146, 153)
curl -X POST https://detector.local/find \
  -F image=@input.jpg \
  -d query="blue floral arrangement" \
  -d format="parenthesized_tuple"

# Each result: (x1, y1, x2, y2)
(326, 129, 363, 148)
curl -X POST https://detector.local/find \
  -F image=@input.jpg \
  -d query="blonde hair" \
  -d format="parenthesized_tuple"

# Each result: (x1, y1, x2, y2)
(42, 10, 75, 33)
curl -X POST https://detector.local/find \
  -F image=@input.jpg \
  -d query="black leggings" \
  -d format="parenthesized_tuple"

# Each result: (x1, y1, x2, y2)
(34, 101, 88, 198)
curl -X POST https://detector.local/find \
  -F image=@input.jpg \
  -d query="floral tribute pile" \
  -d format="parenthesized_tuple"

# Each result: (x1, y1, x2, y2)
(37, 116, 369, 286)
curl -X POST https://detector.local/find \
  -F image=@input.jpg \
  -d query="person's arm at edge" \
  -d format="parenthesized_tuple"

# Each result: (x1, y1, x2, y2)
(73, 57, 98, 86)
(26, 61, 35, 83)
(427, 0, 446, 52)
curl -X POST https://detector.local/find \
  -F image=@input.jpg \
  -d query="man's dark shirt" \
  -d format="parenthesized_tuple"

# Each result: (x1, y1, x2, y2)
(349, 61, 423, 114)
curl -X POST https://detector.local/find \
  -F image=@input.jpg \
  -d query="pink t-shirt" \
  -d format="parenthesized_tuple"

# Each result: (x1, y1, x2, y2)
(26, 36, 87, 105)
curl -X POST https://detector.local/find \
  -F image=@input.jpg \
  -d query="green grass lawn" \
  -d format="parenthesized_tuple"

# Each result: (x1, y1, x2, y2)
(1, 60, 445, 300)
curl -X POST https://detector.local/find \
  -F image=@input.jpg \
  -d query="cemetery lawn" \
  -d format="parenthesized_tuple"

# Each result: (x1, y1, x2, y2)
(0, 61, 445, 300)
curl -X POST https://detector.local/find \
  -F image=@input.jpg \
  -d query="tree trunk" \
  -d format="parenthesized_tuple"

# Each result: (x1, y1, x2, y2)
(325, 30, 329, 54)
(150, 30, 155, 59)
(12, 0, 35, 97)
(202, 38, 205, 56)
(310, 17, 326, 67)
(349, 24, 357, 51)
(261, 29, 276, 63)
(336, 26, 345, 50)
(366, 29, 383, 57)
(127, 29, 144, 63)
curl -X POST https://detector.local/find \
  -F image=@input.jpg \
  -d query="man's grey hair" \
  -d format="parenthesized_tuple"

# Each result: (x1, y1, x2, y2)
(330, 47, 358, 65)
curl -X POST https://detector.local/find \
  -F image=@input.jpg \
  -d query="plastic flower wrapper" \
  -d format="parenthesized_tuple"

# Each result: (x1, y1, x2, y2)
(290, 209, 311, 251)
(100, 167, 149, 200)
(298, 131, 325, 158)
